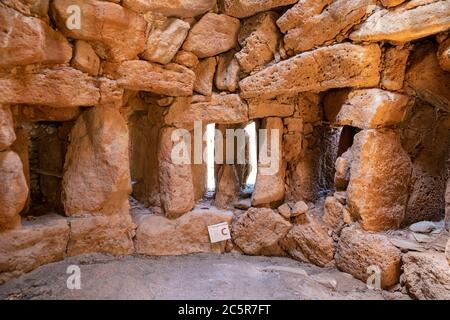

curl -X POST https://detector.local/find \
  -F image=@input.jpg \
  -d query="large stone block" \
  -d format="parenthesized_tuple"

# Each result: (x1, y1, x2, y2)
(252, 117, 286, 207)
(193, 57, 217, 96)
(350, 0, 450, 43)
(51, 0, 147, 61)
(0, 105, 16, 151)
(71, 40, 100, 76)
(336, 226, 402, 289)
(158, 127, 195, 219)
(406, 43, 450, 112)
(63, 107, 131, 216)
(279, 0, 375, 54)
(239, 43, 381, 99)
(215, 50, 240, 92)
(0, 151, 28, 231)
(11, 105, 81, 123)
(182, 13, 240, 58)
(103, 60, 195, 97)
(381, 46, 410, 91)
(135, 208, 234, 255)
(0, 66, 100, 107)
(403, 252, 450, 300)
(236, 12, 280, 73)
(347, 129, 412, 231)
(281, 213, 335, 267)
(1, 0, 50, 18)
(248, 99, 294, 119)
(214, 165, 240, 209)
(219, 0, 298, 18)
(142, 17, 190, 65)
(123, 0, 216, 18)
(0, 3, 71, 67)
(0, 214, 69, 285)
(324, 89, 409, 129)
(231, 207, 292, 256)
(165, 94, 248, 128)
(67, 214, 135, 256)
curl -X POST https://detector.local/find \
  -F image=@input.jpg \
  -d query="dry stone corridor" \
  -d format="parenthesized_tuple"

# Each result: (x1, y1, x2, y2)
(0, 0, 450, 300)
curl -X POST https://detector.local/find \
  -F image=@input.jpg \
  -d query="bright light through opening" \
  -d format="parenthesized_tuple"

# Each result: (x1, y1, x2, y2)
(206, 123, 216, 192)
(205, 122, 257, 193)
(244, 122, 257, 189)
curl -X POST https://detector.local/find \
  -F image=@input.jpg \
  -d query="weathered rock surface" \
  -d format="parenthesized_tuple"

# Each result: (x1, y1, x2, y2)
(182, 13, 240, 58)
(123, 0, 216, 18)
(103, 60, 195, 97)
(0, 3, 71, 67)
(142, 17, 190, 65)
(409, 221, 437, 233)
(248, 99, 294, 119)
(67, 214, 135, 256)
(193, 57, 217, 96)
(12, 105, 81, 122)
(63, 107, 131, 216)
(0, 214, 69, 285)
(232, 207, 292, 256)
(347, 129, 412, 231)
(0, 105, 15, 151)
(239, 43, 381, 99)
(51, 0, 147, 61)
(215, 50, 240, 92)
(135, 208, 234, 255)
(406, 43, 450, 112)
(0, 151, 28, 231)
(403, 251, 450, 299)
(214, 165, 240, 209)
(252, 118, 285, 207)
(334, 149, 353, 191)
(219, 0, 298, 18)
(324, 89, 409, 129)
(350, 0, 450, 43)
(1, 0, 50, 18)
(381, 46, 410, 91)
(336, 226, 402, 289)
(71, 40, 100, 76)
(165, 94, 248, 128)
(281, 213, 335, 267)
(323, 196, 345, 234)
(279, 0, 375, 54)
(0, 66, 100, 107)
(380, 0, 407, 7)
(158, 127, 195, 219)
(438, 38, 450, 72)
(174, 50, 199, 68)
(236, 12, 280, 73)
(446, 238, 450, 265)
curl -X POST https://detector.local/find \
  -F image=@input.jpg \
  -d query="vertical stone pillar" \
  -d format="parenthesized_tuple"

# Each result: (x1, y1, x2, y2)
(347, 129, 412, 231)
(0, 151, 28, 231)
(252, 117, 285, 207)
(158, 126, 195, 218)
(214, 124, 248, 209)
(62, 106, 131, 216)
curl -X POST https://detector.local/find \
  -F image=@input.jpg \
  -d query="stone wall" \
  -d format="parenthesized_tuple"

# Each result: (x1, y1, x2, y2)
(0, 0, 450, 297)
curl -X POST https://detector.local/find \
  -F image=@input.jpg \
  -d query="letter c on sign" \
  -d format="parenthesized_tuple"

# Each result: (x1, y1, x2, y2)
(221, 227, 229, 236)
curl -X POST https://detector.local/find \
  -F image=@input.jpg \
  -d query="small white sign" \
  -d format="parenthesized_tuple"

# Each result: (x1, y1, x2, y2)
(208, 222, 231, 243)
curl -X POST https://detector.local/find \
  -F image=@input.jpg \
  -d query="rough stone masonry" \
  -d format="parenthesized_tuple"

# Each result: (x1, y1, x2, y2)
(0, 0, 450, 299)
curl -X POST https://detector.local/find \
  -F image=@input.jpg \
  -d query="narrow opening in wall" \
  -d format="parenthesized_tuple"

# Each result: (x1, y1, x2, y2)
(26, 122, 67, 216)
(243, 121, 257, 194)
(205, 123, 216, 197)
(337, 125, 359, 157)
